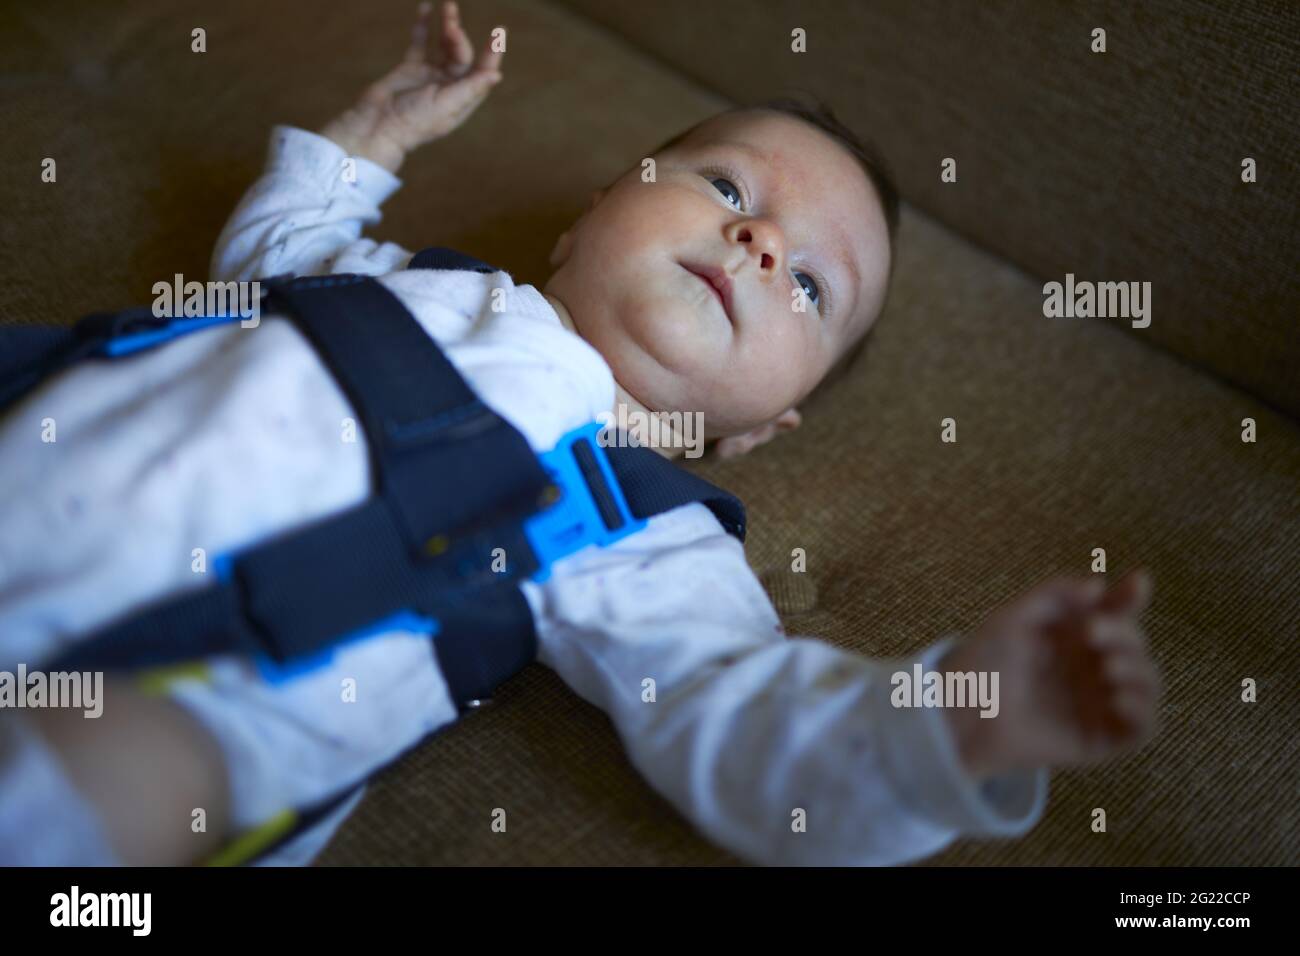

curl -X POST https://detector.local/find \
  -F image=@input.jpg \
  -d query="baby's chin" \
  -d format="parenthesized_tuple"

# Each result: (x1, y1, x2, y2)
(601, 377, 719, 460)
(582, 305, 779, 428)
(605, 379, 760, 445)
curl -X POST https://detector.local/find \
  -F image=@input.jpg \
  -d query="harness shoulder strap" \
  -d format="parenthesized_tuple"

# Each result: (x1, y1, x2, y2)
(0, 324, 74, 377)
(0, 246, 488, 413)
(406, 246, 501, 273)
(0, 323, 85, 412)
(399, 246, 747, 542)
(608, 445, 746, 541)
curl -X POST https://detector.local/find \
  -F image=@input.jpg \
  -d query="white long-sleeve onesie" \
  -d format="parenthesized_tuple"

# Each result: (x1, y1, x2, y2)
(0, 125, 1046, 866)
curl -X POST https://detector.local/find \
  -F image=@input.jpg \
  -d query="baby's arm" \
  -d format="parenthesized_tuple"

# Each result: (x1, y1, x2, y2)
(210, 2, 504, 284)
(531, 505, 1158, 866)
(208, 126, 409, 284)
(209, 125, 410, 286)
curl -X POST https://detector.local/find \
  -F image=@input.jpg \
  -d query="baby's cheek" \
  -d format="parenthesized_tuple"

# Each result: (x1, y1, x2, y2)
(749, 328, 817, 391)
(698, 371, 797, 436)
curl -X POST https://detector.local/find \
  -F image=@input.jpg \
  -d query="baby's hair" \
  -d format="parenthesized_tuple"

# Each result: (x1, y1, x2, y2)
(649, 93, 901, 409)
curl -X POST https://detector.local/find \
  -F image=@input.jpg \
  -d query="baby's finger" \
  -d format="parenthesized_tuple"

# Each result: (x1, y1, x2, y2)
(1086, 614, 1147, 652)
(1108, 685, 1158, 744)
(1079, 697, 1124, 759)
(437, 1, 475, 77)
(1097, 567, 1153, 618)
(1013, 575, 1105, 629)
(405, 1, 435, 64)
(1102, 646, 1160, 692)
(476, 24, 506, 75)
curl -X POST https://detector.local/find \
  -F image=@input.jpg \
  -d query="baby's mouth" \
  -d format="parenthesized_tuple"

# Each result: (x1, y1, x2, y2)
(679, 262, 735, 324)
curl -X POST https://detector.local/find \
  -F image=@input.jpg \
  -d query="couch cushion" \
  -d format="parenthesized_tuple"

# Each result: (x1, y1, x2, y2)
(1, 0, 1294, 866)
(556, 0, 1300, 419)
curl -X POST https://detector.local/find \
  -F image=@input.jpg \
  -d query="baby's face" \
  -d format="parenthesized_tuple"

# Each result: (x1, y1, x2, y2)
(544, 109, 891, 439)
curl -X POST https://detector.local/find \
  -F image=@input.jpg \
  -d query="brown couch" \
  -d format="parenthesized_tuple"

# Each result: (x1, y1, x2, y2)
(1, 0, 1295, 865)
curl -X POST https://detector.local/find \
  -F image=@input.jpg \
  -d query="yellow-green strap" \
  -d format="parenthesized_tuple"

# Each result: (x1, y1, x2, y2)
(202, 808, 298, 867)
(134, 661, 214, 696)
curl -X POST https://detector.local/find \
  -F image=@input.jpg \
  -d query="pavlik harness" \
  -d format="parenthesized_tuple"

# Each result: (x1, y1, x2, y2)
(0, 247, 746, 865)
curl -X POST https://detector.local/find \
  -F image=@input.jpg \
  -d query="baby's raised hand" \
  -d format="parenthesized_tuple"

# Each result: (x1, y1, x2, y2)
(319, 1, 505, 173)
(940, 568, 1161, 779)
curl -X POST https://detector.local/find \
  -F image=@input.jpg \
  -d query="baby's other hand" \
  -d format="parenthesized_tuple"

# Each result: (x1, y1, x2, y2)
(939, 568, 1161, 780)
(319, 1, 505, 173)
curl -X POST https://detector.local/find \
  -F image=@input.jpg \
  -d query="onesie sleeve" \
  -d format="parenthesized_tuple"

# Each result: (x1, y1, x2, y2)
(209, 125, 415, 283)
(526, 502, 1048, 866)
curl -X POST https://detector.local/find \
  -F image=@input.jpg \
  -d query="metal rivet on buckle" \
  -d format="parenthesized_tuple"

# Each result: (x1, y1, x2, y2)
(537, 483, 562, 508)
(465, 698, 492, 709)
(424, 534, 451, 557)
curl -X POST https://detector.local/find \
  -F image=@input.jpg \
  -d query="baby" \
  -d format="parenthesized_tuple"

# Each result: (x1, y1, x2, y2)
(0, 2, 1159, 866)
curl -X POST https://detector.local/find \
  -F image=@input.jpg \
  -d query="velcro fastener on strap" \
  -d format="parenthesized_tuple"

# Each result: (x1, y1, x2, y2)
(224, 497, 540, 664)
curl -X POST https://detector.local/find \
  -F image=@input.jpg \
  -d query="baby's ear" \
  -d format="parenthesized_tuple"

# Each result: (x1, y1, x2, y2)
(548, 187, 610, 267)
(548, 228, 574, 268)
(714, 408, 802, 459)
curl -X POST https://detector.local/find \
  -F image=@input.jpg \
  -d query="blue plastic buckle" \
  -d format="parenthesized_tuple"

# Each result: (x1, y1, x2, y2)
(211, 552, 438, 685)
(103, 313, 251, 357)
(524, 420, 646, 583)
(204, 418, 640, 683)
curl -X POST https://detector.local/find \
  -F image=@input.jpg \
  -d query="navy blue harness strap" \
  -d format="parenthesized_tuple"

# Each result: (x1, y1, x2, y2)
(608, 444, 747, 541)
(0, 324, 73, 375)
(407, 247, 498, 273)
(429, 583, 538, 704)
(261, 275, 551, 549)
(0, 324, 86, 411)
(50, 495, 541, 674)
(0, 302, 266, 415)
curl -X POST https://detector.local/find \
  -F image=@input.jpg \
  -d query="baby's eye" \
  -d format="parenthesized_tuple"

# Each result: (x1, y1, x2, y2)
(794, 271, 821, 308)
(710, 177, 742, 209)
